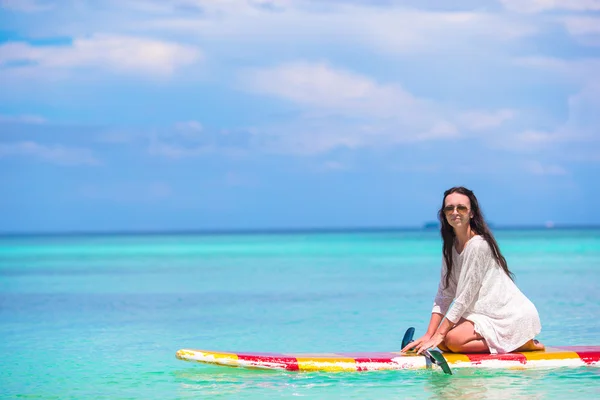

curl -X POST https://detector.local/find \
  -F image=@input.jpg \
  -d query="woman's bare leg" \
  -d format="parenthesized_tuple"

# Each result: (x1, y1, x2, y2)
(437, 342, 450, 352)
(442, 319, 489, 353)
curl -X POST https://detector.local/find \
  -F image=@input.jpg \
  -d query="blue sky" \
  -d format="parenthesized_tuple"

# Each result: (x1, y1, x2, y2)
(0, 0, 599, 232)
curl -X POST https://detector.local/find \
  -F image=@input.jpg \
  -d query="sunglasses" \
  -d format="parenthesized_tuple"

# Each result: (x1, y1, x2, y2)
(443, 204, 470, 215)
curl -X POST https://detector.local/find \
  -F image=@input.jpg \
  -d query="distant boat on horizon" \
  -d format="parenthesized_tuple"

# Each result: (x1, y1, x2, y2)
(423, 221, 497, 229)
(422, 221, 440, 229)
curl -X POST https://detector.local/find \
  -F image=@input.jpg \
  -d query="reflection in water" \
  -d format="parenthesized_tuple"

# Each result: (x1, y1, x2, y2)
(425, 370, 539, 400)
(173, 366, 600, 399)
(425, 368, 600, 400)
(173, 367, 308, 397)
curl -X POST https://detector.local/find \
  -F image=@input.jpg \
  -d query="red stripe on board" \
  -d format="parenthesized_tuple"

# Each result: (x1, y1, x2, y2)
(556, 346, 600, 365)
(237, 354, 299, 371)
(354, 357, 397, 371)
(465, 353, 527, 365)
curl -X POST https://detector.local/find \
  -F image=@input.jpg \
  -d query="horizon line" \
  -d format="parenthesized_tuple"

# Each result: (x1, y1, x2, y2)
(1, 223, 599, 237)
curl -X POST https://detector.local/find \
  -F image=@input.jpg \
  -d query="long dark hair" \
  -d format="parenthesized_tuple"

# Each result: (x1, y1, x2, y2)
(439, 186, 514, 289)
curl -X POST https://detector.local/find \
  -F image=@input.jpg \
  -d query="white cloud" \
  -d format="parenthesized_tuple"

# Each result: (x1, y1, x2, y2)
(489, 80, 600, 156)
(98, 2, 539, 57)
(560, 82, 600, 141)
(513, 56, 600, 148)
(515, 56, 600, 85)
(239, 62, 450, 153)
(421, 121, 460, 139)
(561, 16, 600, 46)
(500, 0, 600, 13)
(525, 161, 567, 175)
(0, 114, 46, 124)
(255, 130, 362, 155)
(1, 0, 53, 12)
(237, 61, 526, 154)
(0, 34, 202, 77)
(0, 141, 100, 166)
(487, 129, 561, 153)
(358, 9, 537, 54)
(2, 0, 592, 161)
(562, 16, 600, 36)
(458, 109, 516, 131)
(175, 120, 203, 132)
(172, 121, 204, 140)
(242, 62, 423, 119)
(517, 130, 558, 144)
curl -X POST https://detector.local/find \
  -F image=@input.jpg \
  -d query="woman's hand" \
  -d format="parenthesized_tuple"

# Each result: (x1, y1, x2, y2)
(401, 334, 432, 353)
(413, 332, 446, 355)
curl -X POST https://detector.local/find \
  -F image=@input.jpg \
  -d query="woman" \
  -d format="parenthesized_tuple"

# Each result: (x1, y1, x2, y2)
(402, 187, 544, 355)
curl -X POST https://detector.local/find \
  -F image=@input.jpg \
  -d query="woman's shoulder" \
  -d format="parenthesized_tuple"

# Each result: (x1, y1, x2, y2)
(465, 235, 492, 255)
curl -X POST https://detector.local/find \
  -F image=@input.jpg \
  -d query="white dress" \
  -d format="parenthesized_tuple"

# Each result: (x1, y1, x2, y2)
(432, 235, 542, 354)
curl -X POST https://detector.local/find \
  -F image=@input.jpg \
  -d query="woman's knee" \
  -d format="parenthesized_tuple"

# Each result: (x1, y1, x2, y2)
(443, 332, 463, 352)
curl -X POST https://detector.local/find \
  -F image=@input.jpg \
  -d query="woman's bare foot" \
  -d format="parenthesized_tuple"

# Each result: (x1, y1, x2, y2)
(515, 339, 545, 352)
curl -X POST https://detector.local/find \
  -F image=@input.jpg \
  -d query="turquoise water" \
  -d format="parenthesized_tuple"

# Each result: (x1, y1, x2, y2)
(1, 229, 599, 399)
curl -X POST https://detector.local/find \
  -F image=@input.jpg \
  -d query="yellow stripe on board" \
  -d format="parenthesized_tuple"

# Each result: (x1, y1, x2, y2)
(296, 357, 357, 372)
(442, 353, 471, 365)
(521, 348, 579, 362)
(204, 351, 239, 361)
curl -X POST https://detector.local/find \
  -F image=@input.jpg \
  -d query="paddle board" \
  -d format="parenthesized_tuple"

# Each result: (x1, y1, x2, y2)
(176, 346, 600, 372)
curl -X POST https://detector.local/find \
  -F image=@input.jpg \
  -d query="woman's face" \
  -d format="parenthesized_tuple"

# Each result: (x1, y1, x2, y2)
(443, 192, 472, 230)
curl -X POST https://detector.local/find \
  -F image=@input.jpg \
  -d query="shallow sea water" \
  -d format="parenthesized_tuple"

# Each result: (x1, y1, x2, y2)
(1, 229, 599, 399)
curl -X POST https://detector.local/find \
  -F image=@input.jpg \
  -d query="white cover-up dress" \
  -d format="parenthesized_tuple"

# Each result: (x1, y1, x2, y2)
(432, 235, 542, 354)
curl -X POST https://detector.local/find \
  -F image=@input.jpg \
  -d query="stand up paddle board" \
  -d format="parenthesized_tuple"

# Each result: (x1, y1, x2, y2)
(176, 346, 600, 372)
(177, 327, 599, 373)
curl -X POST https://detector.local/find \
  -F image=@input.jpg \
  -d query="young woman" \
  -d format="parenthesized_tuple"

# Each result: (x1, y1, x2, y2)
(402, 187, 544, 355)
